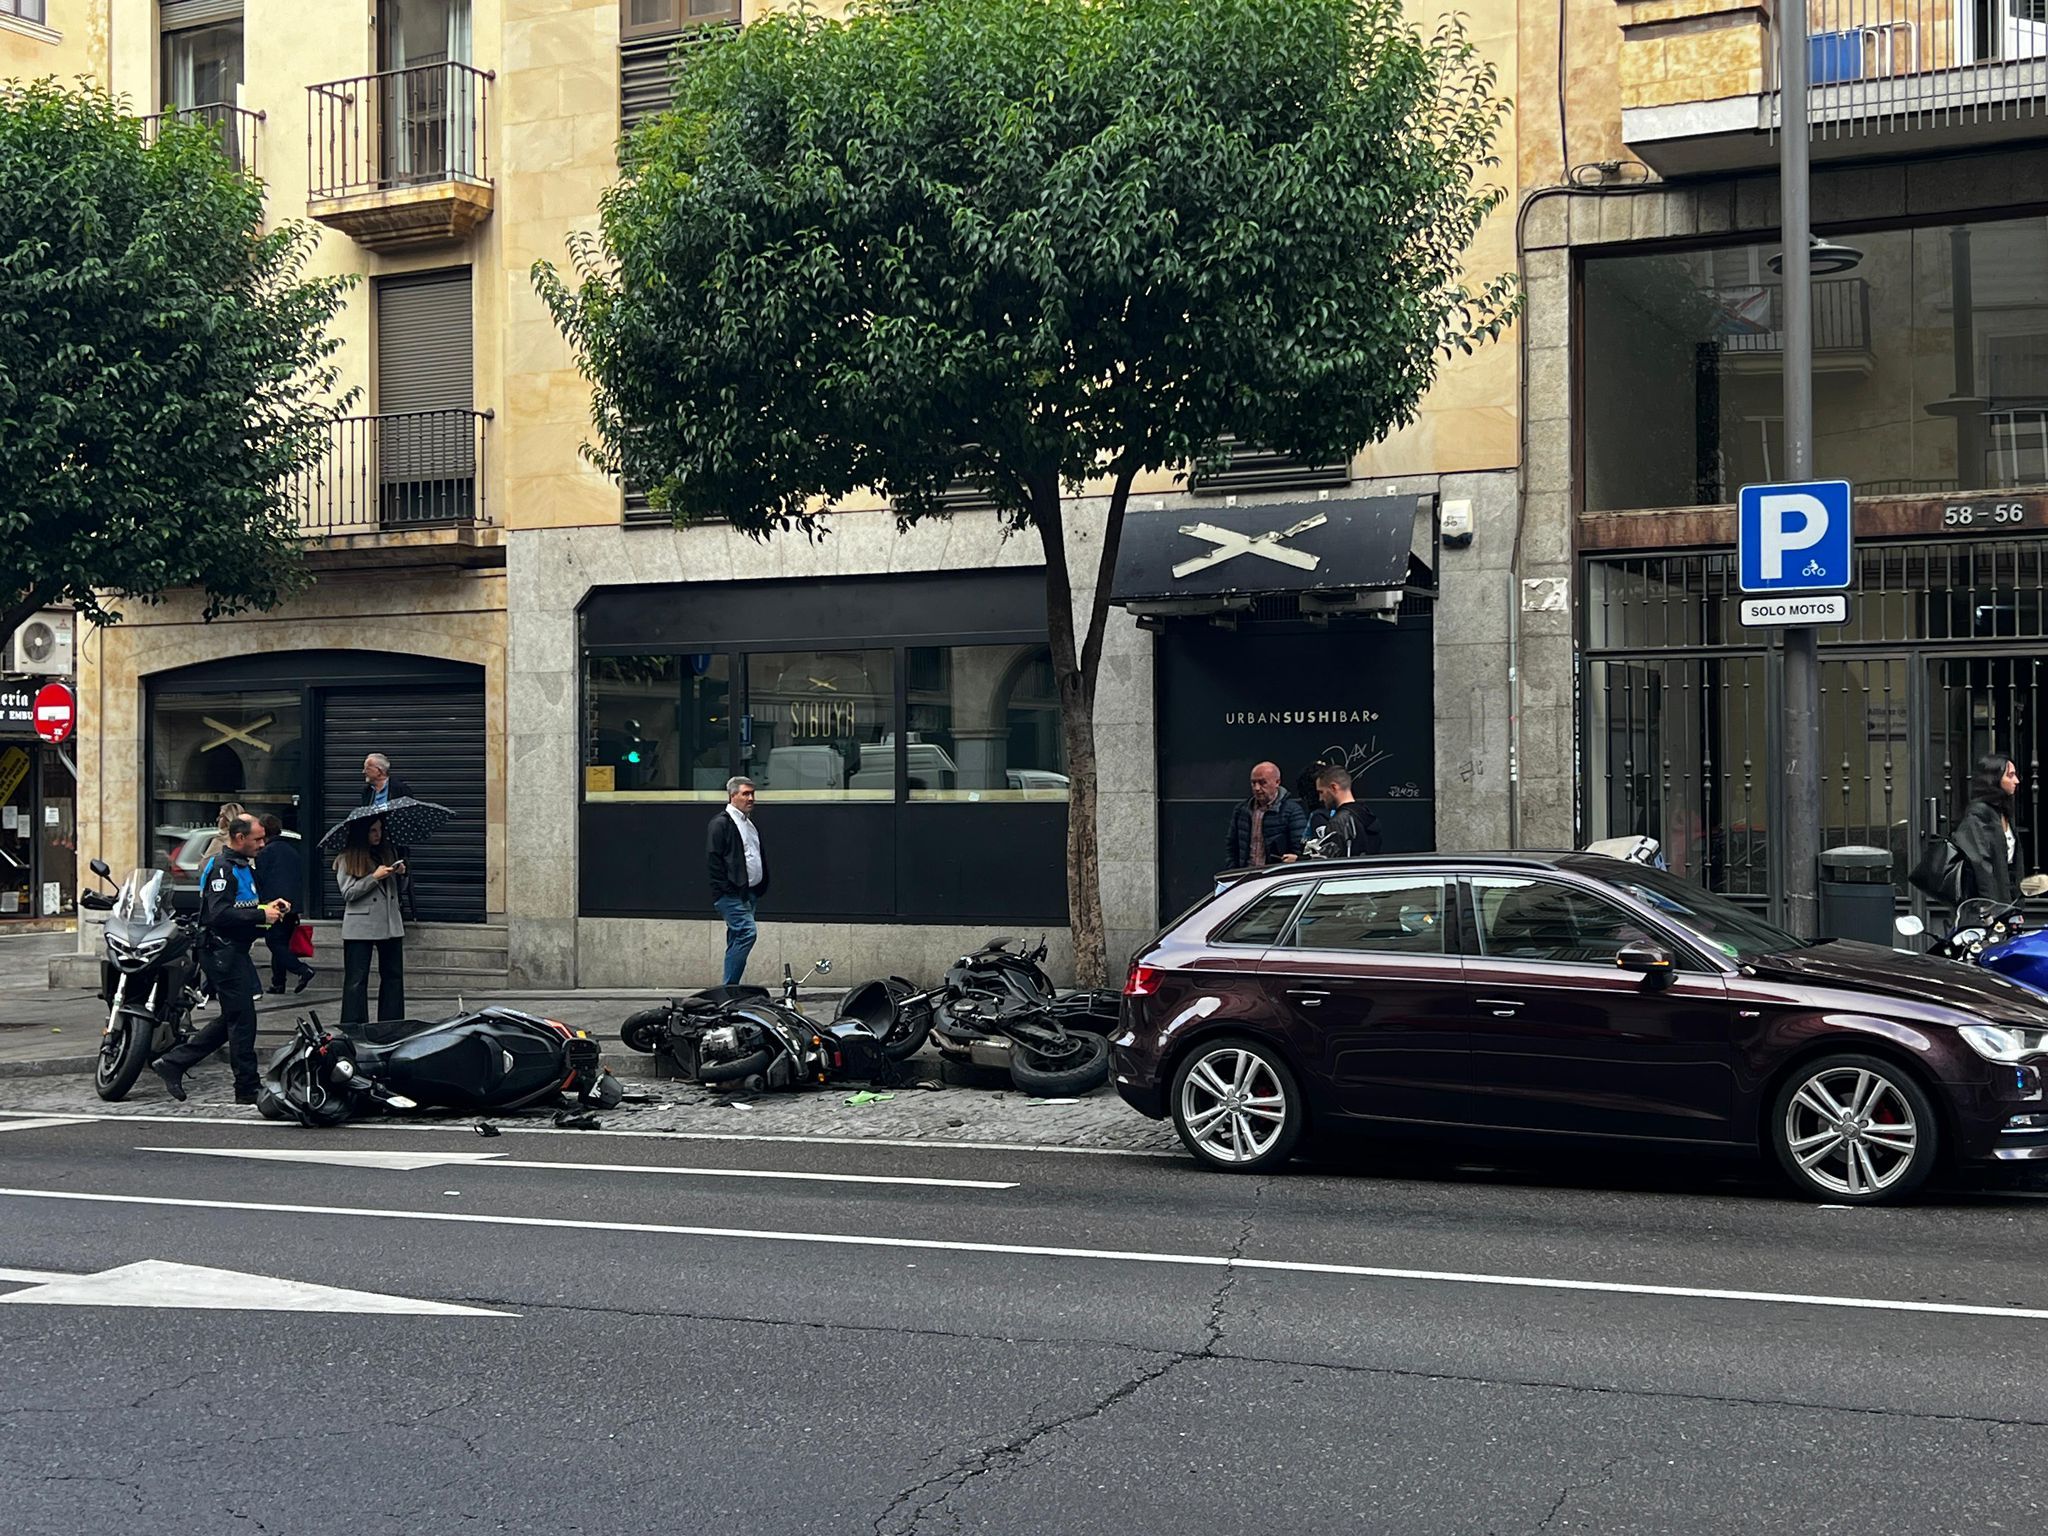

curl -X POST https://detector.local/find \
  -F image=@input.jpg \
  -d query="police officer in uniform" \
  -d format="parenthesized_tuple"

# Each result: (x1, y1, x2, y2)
(151, 814, 289, 1105)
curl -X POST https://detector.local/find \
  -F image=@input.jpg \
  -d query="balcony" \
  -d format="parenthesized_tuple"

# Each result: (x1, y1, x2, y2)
(1618, 0, 2048, 176)
(295, 409, 503, 567)
(306, 63, 494, 251)
(1714, 276, 1875, 372)
(139, 103, 263, 175)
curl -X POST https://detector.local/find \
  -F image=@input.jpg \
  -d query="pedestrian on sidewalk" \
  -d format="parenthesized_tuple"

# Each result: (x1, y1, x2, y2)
(360, 754, 420, 920)
(197, 801, 246, 886)
(335, 816, 407, 1026)
(708, 776, 767, 987)
(1957, 753, 2028, 905)
(151, 814, 286, 1105)
(1307, 766, 1382, 859)
(1225, 761, 1309, 870)
(256, 813, 316, 995)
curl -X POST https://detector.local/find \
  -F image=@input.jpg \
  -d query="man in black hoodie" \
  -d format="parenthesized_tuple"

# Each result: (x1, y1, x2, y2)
(1308, 765, 1382, 859)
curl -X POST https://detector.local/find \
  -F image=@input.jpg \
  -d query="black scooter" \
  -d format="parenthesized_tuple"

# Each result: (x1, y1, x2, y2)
(79, 857, 203, 1101)
(938, 936, 1122, 1034)
(621, 961, 940, 1092)
(259, 1009, 624, 1126)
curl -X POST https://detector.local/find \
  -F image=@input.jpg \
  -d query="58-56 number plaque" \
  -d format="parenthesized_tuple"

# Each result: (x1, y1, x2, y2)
(1943, 501, 2032, 531)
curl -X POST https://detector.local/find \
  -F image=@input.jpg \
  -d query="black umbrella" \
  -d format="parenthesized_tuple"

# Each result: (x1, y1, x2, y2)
(318, 796, 455, 855)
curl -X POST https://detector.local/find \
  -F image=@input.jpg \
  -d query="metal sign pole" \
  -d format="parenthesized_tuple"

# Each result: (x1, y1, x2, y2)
(1779, 0, 1821, 939)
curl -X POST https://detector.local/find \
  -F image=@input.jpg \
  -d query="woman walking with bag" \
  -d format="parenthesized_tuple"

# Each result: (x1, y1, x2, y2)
(1955, 753, 2025, 905)
(334, 816, 407, 1025)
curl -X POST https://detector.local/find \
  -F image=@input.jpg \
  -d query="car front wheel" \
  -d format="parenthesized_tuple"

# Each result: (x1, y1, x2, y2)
(1171, 1037, 1302, 1173)
(1769, 1053, 1939, 1204)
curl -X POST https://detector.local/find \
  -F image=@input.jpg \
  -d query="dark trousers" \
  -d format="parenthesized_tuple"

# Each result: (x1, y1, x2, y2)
(265, 921, 315, 992)
(341, 937, 405, 1027)
(161, 947, 260, 1094)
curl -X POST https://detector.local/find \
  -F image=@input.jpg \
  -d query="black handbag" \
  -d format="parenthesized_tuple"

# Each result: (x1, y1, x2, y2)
(1909, 833, 1963, 903)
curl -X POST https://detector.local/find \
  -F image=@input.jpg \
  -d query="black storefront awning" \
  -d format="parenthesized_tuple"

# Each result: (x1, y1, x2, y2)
(1108, 493, 1435, 616)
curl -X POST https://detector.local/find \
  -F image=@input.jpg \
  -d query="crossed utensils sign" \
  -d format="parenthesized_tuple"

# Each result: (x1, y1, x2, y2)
(1171, 512, 1328, 580)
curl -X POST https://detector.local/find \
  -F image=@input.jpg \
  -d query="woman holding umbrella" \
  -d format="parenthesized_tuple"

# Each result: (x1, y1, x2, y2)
(333, 816, 407, 1025)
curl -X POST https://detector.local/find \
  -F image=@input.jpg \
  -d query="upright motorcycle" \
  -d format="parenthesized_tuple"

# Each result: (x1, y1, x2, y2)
(259, 1007, 624, 1126)
(78, 858, 203, 1101)
(1911, 899, 2048, 995)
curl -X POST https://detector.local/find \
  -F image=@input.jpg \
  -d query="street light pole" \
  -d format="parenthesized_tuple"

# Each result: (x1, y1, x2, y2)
(1778, 0, 1822, 938)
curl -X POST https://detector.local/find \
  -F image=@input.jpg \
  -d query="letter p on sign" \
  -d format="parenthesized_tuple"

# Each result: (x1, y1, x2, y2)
(1738, 479, 1853, 593)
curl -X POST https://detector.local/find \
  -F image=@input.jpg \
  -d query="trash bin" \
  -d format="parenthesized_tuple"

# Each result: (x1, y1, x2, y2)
(1818, 845, 1895, 945)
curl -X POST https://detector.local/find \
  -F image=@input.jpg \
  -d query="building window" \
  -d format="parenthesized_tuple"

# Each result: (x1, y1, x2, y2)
(1, 1, 49, 26)
(149, 690, 304, 900)
(1580, 212, 2048, 514)
(161, 7, 243, 116)
(583, 653, 732, 798)
(744, 649, 893, 800)
(904, 644, 1067, 801)
(620, 0, 740, 139)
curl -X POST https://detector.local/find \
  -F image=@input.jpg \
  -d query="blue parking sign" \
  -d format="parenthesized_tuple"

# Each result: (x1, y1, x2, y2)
(1738, 479, 1853, 593)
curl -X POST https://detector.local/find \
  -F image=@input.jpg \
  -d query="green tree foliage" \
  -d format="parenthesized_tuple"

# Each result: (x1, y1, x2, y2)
(537, 0, 1515, 980)
(0, 80, 353, 639)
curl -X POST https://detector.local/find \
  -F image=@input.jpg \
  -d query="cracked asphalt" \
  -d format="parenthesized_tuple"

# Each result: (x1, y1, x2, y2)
(4, 1115, 2048, 1533)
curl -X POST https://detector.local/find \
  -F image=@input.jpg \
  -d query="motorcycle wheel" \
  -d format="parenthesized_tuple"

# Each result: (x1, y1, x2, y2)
(94, 1010, 154, 1103)
(620, 1007, 667, 1054)
(255, 1090, 289, 1123)
(277, 1058, 353, 1128)
(695, 1048, 774, 1085)
(1009, 1032, 1110, 1097)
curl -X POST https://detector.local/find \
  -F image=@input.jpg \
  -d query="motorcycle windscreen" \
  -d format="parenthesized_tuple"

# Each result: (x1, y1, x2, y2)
(114, 870, 167, 923)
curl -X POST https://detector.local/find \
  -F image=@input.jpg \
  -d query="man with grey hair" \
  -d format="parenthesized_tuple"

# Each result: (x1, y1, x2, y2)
(360, 752, 411, 808)
(707, 776, 767, 986)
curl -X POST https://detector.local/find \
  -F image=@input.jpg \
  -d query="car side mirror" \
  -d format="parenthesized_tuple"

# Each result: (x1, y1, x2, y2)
(1615, 942, 1674, 980)
(89, 858, 112, 881)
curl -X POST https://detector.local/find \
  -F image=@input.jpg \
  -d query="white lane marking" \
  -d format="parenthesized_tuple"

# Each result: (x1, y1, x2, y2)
(0, 1267, 67, 1284)
(0, 1109, 1177, 1160)
(0, 1117, 93, 1134)
(0, 1258, 508, 1316)
(3, 1185, 2044, 1324)
(137, 1145, 1020, 1190)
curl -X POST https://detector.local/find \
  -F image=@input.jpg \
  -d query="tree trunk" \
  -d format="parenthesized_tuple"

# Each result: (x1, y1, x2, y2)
(1035, 485, 1105, 987)
(1031, 465, 1135, 991)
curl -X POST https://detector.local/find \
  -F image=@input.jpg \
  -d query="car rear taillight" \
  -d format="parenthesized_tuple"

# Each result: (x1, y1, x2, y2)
(1125, 964, 1162, 998)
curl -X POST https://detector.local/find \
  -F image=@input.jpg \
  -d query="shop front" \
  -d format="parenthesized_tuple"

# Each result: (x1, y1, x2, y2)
(579, 567, 1069, 926)
(1107, 494, 1440, 915)
(146, 650, 488, 921)
(0, 676, 77, 922)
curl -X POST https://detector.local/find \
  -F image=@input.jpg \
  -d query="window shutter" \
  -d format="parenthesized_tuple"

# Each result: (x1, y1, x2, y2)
(161, 0, 243, 29)
(376, 268, 473, 415)
(620, 34, 681, 135)
(1189, 439, 1352, 496)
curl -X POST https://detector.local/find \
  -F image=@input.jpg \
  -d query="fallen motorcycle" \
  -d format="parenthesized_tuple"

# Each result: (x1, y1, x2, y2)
(79, 858, 204, 1102)
(620, 961, 941, 1092)
(258, 1008, 624, 1127)
(930, 990, 1112, 1097)
(938, 935, 1121, 1036)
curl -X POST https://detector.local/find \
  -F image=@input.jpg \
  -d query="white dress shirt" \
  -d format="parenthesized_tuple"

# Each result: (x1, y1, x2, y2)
(727, 804, 763, 888)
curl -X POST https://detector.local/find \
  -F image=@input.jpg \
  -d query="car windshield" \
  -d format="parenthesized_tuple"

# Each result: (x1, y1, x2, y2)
(1564, 856, 1810, 962)
(113, 869, 167, 923)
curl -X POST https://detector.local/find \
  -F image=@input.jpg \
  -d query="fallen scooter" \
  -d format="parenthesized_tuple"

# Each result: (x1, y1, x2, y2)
(936, 935, 1122, 1036)
(259, 1008, 624, 1127)
(620, 961, 941, 1092)
(930, 989, 1112, 1096)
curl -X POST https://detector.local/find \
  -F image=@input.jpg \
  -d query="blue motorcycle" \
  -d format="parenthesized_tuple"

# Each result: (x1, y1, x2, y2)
(1909, 900, 2048, 995)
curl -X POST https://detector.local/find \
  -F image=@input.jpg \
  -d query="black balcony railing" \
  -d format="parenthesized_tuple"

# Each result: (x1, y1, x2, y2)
(308, 62, 491, 200)
(140, 103, 263, 175)
(1717, 277, 1873, 355)
(295, 409, 491, 537)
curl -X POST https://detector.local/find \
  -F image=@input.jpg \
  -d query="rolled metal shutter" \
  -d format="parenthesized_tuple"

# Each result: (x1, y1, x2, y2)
(319, 686, 487, 923)
(376, 267, 474, 489)
(160, 0, 243, 29)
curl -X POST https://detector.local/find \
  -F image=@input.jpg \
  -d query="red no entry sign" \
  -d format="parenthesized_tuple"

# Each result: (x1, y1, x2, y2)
(33, 682, 74, 745)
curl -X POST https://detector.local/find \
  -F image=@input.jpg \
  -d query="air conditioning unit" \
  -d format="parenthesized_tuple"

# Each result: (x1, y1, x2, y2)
(10, 612, 73, 676)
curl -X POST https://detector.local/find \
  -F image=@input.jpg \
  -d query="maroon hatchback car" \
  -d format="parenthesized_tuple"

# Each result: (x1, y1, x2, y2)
(1112, 853, 2048, 1203)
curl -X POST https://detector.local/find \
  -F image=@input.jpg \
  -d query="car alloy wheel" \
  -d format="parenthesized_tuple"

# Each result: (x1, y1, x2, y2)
(1172, 1038, 1301, 1172)
(1772, 1055, 1937, 1203)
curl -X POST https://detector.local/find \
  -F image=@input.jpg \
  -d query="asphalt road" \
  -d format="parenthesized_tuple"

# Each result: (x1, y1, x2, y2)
(3, 1114, 2047, 1534)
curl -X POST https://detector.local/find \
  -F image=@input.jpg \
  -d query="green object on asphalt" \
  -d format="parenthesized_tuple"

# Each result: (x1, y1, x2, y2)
(843, 1090, 896, 1107)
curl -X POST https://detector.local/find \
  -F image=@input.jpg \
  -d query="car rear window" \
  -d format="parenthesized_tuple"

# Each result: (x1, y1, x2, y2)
(1213, 884, 1311, 946)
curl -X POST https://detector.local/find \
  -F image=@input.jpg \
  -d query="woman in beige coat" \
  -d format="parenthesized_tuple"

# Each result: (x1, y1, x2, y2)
(335, 817, 406, 1025)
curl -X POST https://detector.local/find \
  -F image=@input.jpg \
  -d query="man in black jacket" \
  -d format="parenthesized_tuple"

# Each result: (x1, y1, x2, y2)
(1308, 765, 1382, 859)
(1225, 761, 1310, 870)
(151, 815, 288, 1104)
(360, 753, 412, 808)
(255, 814, 316, 994)
(707, 776, 768, 986)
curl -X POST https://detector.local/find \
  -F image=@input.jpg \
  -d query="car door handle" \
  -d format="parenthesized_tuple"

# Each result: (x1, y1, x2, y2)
(1475, 997, 1525, 1017)
(1286, 987, 1332, 1008)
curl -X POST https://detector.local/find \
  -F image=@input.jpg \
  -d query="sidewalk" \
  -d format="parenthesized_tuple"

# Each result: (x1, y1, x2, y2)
(0, 979, 1177, 1154)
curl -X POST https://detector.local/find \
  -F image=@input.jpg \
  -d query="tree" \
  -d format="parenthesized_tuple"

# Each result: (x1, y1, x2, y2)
(535, 0, 1515, 983)
(0, 80, 352, 641)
